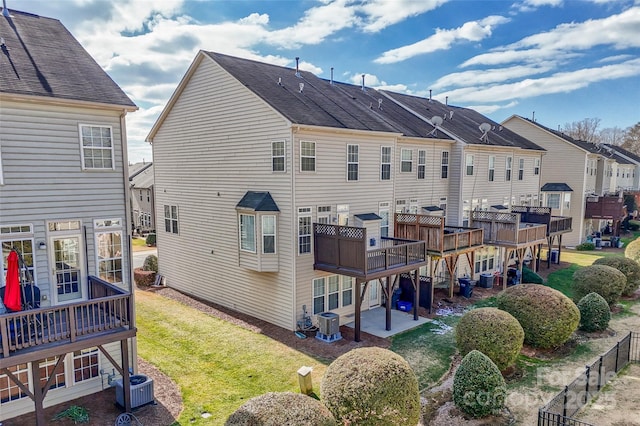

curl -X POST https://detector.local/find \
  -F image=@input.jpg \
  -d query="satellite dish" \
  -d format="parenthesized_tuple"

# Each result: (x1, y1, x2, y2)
(479, 122, 492, 132)
(431, 116, 443, 126)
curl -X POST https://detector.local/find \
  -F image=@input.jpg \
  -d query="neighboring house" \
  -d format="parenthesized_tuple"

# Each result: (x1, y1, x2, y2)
(129, 162, 155, 234)
(503, 116, 629, 246)
(0, 9, 137, 424)
(146, 51, 551, 341)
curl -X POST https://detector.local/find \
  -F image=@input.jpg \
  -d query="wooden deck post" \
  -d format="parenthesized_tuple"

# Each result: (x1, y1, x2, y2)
(32, 359, 45, 426)
(354, 279, 366, 342)
(385, 277, 392, 331)
(121, 338, 131, 413)
(413, 270, 419, 321)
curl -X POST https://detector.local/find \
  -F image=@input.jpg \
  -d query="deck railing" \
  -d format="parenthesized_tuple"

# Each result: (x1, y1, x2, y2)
(394, 213, 484, 253)
(314, 224, 427, 277)
(471, 211, 547, 246)
(584, 195, 626, 219)
(510, 205, 572, 235)
(0, 276, 132, 359)
(549, 216, 573, 234)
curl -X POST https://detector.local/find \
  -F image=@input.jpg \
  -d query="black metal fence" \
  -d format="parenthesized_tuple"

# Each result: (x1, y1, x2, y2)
(538, 331, 640, 426)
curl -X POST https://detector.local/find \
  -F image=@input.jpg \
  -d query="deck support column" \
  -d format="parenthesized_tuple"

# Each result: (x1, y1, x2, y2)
(381, 277, 392, 331)
(121, 338, 132, 413)
(354, 279, 367, 342)
(32, 359, 44, 426)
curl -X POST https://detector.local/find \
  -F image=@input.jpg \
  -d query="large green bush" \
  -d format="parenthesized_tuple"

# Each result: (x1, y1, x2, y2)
(572, 264, 626, 305)
(455, 308, 524, 371)
(453, 350, 506, 418)
(577, 293, 611, 332)
(625, 237, 640, 264)
(225, 392, 337, 426)
(145, 233, 156, 246)
(523, 266, 544, 284)
(496, 284, 580, 349)
(593, 256, 640, 296)
(321, 347, 420, 425)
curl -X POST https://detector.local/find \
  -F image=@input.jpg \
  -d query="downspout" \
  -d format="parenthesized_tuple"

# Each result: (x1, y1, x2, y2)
(120, 110, 138, 374)
(290, 125, 297, 331)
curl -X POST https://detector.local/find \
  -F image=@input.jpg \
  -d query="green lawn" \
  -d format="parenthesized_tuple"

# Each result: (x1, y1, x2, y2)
(135, 290, 328, 425)
(131, 236, 148, 248)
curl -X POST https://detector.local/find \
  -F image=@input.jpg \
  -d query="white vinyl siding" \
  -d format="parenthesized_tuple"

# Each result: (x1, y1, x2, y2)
(79, 124, 114, 170)
(0, 145, 3, 185)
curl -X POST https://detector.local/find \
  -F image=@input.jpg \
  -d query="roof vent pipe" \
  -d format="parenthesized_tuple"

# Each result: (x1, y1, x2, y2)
(330, 67, 334, 85)
(361, 74, 365, 91)
(295, 57, 301, 77)
(532, 111, 535, 122)
(429, 89, 432, 101)
(2, 0, 9, 17)
(445, 96, 448, 106)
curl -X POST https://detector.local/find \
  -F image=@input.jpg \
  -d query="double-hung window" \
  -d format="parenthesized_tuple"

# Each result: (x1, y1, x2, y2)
(262, 215, 276, 254)
(73, 348, 99, 383)
(313, 278, 325, 314)
(1, 225, 35, 287)
(272, 141, 285, 172)
(300, 141, 316, 172)
(547, 194, 560, 209)
(488, 156, 495, 181)
(505, 157, 512, 181)
(79, 124, 114, 170)
(328, 276, 340, 310)
(164, 205, 179, 234)
(401, 149, 412, 172)
(313, 275, 353, 315)
(518, 158, 525, 180)
(380, 146, 391, 180)
(466, 154, 474, 176)
(417, 150, 426, 179)
(534, 158, 540, 175)
(347, 144, 359, 181)
(298, 207, 312, 254)
(441, 151, 449, 178)
(239, 214, 256, 252)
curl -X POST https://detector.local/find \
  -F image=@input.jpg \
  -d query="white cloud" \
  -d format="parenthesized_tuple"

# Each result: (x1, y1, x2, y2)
(358, 0, 449, 32)
(467, 101, 520, 115)
(374, 15, 510, 64)
(431, 62, 557, 90)
(439, 57, 640, 104)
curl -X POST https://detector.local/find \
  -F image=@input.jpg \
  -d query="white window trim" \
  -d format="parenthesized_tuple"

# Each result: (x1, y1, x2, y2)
(466, 154, 474, 176)
(380, 146, 391, 181)
(534, 158, 540, 175)
(488, 156, 495, 182)
(72, 347, 100, 384)
(518, 158, 525, 181)
(239, 213, 257, 253)
(261, 215, 276, 254)
(441, 151, 449, 179)
(347, 144, 359, 181)
(506, 157, 512, 181)
(313, 275, 354, 315)
(271, 140, 286, 173)
(401, 148, 412, 173)
(300, 140, 316, 172)
(164, 205, 179, 234)
(298, 207, 312, 255)
(417, 149, 426, 180)
(78, 124, 115, 170)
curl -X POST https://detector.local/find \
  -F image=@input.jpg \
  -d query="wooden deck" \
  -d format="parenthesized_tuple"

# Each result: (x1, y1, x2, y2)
(0, 276, 135, 369)
(510, 205, 572, 235)
(314, 224, 427, 280)
(471, 210, 547, 247)
(394, 213, 484, 255)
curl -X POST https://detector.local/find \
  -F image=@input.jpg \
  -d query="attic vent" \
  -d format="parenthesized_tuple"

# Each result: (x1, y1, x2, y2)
(277, 77, 282, 86)
(299, 83, 304, 93)
(378, 99, 383, 110)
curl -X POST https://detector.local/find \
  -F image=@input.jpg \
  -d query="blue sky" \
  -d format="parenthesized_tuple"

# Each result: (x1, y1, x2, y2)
(15, 0, 640, 163)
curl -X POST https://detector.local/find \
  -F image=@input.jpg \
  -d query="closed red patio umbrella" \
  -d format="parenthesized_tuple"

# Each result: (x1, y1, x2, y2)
(4, 250, 22, 312)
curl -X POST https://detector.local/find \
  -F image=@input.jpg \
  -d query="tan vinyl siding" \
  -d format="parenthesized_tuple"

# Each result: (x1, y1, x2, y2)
(152, 56, 295, 329)
(503, 116, 588, 245)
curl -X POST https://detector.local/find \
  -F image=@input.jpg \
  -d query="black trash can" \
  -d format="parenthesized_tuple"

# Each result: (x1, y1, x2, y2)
(458, 277, 472, 298)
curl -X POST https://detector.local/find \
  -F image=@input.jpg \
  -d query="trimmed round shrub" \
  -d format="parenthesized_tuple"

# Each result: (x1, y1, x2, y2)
(321, 347, 420, 425)
(496, 284, 580, 349)
(142, 254, 158, 272)
(576, 242, 595, 251)
(625, 237, 640, 263)
(572, 264, 626, 305)
(593, 256, 640, 296)
(225, 392, 337, 426)
(577, 292, 611, 332)
(453, 350, 506, 418)
(145, 233, 156, 246)
(455, 308, 524, 371)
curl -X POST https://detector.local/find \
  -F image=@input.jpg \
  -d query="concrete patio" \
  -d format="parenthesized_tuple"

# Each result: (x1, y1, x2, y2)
(344, 307, 430, 338)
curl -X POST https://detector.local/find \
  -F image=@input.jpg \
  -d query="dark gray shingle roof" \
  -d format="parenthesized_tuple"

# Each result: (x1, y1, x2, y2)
(205, 51, 452, 140)
(605, 144, 640, 163)
(354, 213, 381, 221)
(236, 191, 280, 212)
(541, 183, 573, 192)
(0, 9, 136, 107)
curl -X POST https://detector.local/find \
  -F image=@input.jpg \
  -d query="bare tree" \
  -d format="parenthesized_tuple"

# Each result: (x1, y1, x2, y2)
(562, 118, 601, 143)
(600, 127, 627, 146)
(621, 122, 640, 154)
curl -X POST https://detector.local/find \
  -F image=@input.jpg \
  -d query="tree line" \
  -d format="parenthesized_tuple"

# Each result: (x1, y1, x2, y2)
(561, 118, 640, 154)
